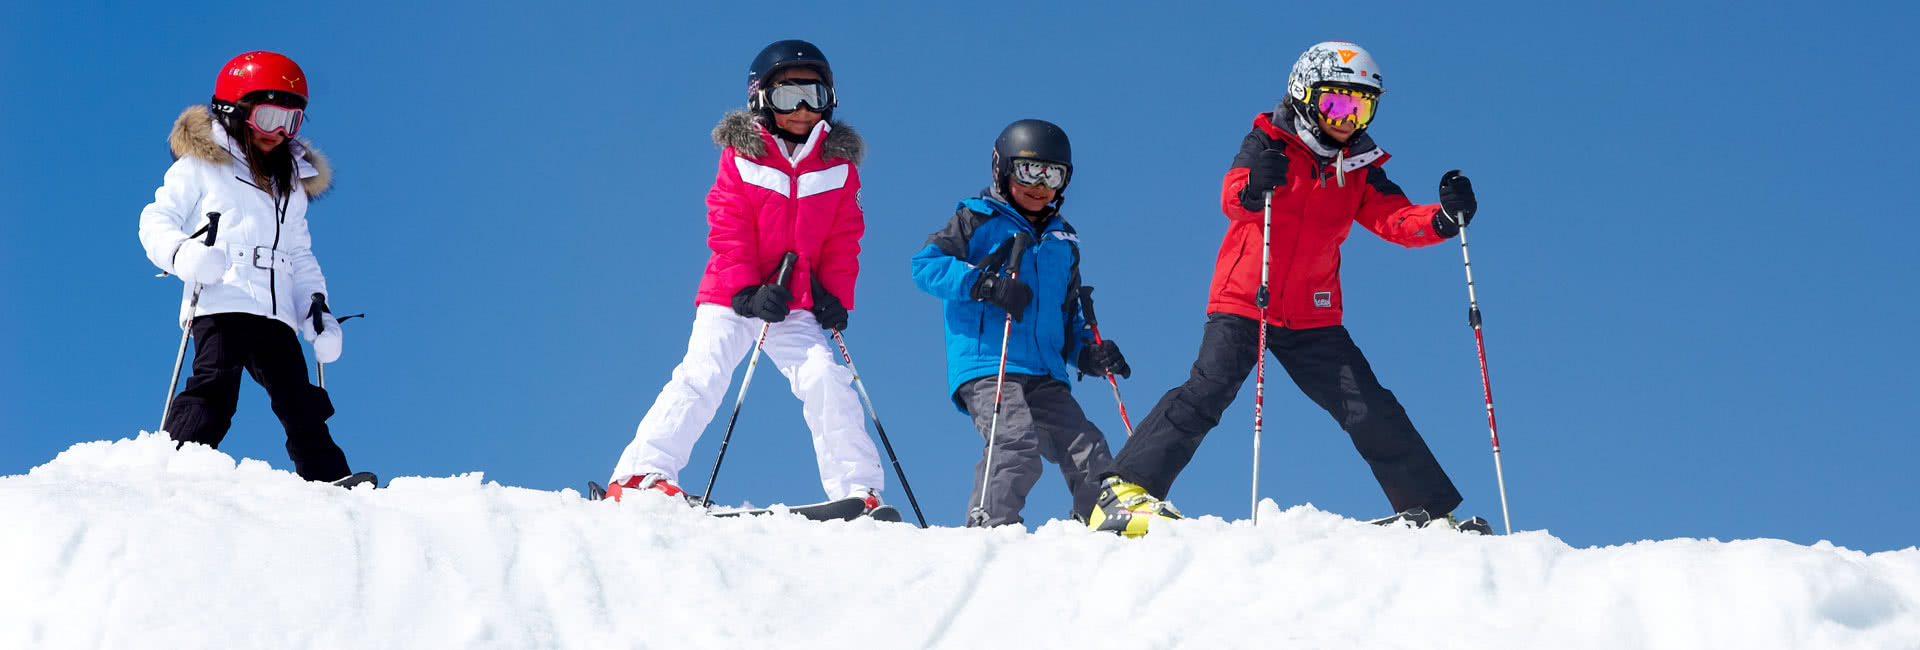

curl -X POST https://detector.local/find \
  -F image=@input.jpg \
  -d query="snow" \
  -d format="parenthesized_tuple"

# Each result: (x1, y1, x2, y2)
(3, 434, 1916, 650)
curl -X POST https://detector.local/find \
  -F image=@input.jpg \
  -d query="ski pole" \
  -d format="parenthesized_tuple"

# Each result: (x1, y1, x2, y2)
(1074, 286, 1132, 437)
(830, 331, 928, 527)
(1451, 209, 1513, 535)
(160, 212, 221, 434)
(972, 233, 1031, 525)
(316, 313, 364, 389)
(700, 251, 798, 508)
(1252, 191, 1272, 524)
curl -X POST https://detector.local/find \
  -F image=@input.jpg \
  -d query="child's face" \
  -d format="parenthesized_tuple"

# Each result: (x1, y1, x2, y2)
(769, 67, 825, 137)
(1319, 114, 1358, 143)
(250, 129, 287, 152)
(1007, 179, 1057, 214)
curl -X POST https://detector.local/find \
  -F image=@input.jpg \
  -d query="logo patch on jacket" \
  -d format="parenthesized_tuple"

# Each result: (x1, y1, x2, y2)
(1313, 292, 1333, 308)
(1051, 231, 1078, 242)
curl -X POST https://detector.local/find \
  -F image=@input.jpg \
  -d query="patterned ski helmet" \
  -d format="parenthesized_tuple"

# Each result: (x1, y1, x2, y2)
(1286, 41, 1383, 102)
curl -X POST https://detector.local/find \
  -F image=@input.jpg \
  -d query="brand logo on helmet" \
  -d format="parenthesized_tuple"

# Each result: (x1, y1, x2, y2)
(1338, 50, 1357, 63)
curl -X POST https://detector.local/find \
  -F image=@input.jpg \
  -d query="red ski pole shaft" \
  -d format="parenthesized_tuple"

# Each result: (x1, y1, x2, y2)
(974, 234, 1030, 524)
(1454, 216, 1512, 535)
(1252, 191, 1272, 523)
(1074, 286, 1132, 437)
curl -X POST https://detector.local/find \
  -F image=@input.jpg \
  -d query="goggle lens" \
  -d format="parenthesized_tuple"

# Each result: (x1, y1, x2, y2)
(1313, 85, 1378, 128)
(248, 104, 304, 137)
(765, 81, 833, 114)
(1010, 159, 1068, 190)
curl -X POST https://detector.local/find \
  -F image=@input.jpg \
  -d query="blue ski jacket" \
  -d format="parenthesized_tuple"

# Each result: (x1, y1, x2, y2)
(911, 190, 1092, 411)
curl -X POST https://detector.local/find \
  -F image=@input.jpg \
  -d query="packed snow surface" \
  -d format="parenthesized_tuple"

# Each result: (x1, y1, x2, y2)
(3, 434, 1916, 650)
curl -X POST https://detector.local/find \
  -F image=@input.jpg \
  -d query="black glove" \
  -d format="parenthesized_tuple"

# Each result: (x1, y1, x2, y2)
(731, 284, 793, 322)
(1238, 148, 1290, 211)
(1077, 340, 1131, 379)
(971, 274, 1032, 322)
(1433, 169, 1476, 238)
(809, 276, 848, 331)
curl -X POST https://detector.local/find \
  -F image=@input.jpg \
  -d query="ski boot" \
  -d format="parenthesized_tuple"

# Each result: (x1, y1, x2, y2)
(1369, 507, 1493, 535)
(604, 473, 688, 503)
(852, 488, 902, 522)
(1087, 476, 1182, 538)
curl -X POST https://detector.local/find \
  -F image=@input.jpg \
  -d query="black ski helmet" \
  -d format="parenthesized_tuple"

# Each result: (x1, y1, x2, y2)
(992, 119, 1073, 195)
(747, 40, 834, 114)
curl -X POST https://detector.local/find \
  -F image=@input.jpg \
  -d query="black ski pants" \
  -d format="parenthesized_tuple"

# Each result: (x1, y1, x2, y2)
(163, 312, 351, 482)
(957, 374, 1115, 527)
(1109, 313, 1461, 515)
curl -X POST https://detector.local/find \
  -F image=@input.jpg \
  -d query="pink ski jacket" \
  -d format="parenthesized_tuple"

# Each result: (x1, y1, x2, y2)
(695, 111, 865, 310)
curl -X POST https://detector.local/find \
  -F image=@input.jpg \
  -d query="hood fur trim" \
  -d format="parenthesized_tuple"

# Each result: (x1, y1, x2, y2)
(712, 110, 864, 167)
(169, 105, 334, 199)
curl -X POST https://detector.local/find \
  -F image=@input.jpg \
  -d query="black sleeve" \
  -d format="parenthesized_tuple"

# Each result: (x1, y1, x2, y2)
(924, 205, 990, 261)
(1229, 127, 1273, 172)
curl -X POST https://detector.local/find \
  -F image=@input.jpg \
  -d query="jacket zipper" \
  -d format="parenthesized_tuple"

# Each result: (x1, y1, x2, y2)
(237, 176, 288, 316)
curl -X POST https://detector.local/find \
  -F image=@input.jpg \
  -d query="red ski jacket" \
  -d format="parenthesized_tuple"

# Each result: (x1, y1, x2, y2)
(696, 111, 865, 310)
(1209, 111, 1447, 328)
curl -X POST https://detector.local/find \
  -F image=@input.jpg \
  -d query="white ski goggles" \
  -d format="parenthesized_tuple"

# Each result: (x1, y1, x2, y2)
(1010, 158, 1069, 190)
(248, 104, 304, 137)
(763, 81, 834, 114)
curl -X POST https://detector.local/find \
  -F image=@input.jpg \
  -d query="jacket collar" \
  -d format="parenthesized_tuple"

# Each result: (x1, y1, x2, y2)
(1255, 110, 1390, 173)
(974, 186, 1064, 235)
(711, 109, 865, 167)
(168, 105, 333, 198)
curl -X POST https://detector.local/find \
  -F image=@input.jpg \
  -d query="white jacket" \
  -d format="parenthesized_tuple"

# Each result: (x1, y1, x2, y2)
(138, 106, 333, 331)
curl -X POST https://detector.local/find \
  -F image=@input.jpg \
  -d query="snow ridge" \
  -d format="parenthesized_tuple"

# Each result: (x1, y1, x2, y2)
(3, 434, 1916, 650)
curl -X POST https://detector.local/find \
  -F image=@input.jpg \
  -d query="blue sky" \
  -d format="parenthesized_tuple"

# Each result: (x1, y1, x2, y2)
(3, 1, 1912, 551)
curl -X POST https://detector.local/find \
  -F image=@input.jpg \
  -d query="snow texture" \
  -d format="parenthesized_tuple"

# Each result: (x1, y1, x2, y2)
(3, 433, 1916, 650)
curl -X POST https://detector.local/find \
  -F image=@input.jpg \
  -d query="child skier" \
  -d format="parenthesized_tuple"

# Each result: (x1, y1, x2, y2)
(911, 119, 1128, 527)
(139, 51, 360, 484)
(1088, 41, 1483, 536)
(605, 40, 886, 511)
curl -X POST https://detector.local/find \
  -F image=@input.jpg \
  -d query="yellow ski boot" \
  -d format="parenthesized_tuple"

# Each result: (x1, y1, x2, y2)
(1087, 476, 1182, 537)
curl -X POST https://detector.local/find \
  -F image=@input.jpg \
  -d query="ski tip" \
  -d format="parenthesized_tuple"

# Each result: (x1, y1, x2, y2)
(865, 505, 904, 523)
(586, 481, 607, 501)
(331, 472, 378, 490)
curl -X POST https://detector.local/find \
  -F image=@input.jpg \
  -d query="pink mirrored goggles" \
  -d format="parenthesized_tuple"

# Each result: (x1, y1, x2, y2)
(248, 104, 304, 137)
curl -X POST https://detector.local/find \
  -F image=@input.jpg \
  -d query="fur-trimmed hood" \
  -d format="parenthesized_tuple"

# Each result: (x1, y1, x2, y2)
(711, 110, 864, 166)
(168, 105, 333, 199)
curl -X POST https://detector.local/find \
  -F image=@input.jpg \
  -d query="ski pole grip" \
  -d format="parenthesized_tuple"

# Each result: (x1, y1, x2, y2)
(1006, 233, 1031, 279)
(203, 212, 221, 247)
(1077, 285, 1100, 327)
(773, 251, 799, 286)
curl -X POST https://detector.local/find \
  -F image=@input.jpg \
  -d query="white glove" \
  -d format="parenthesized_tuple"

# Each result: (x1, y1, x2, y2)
(302, 295, 343, 364)
(173, 241, 230, 286)
(305, 312, 343, 364)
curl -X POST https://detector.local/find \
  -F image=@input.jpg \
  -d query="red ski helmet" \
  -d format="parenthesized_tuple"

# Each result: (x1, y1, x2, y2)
(212, 51, 308, 115)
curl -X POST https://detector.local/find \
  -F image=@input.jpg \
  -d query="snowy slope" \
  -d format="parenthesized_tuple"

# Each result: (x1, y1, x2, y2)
(3, 434, 1915, 650)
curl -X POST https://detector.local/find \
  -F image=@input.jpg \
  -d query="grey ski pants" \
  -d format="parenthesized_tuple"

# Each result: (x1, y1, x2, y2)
(957, 374, 1114, 527)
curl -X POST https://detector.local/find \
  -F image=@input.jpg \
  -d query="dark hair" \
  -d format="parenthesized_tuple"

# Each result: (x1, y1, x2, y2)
(216, 90, 306, 199)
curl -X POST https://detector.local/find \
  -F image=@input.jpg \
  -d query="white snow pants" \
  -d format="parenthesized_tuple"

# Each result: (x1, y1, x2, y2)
(610, 303, 883, 500)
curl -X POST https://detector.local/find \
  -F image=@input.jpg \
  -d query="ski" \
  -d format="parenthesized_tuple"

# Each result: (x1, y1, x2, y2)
(709, 496, 869, 522)
(590, 480, 900, 524)
(1369, 507, 1493, 535)
(332, 472, 378, 490)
